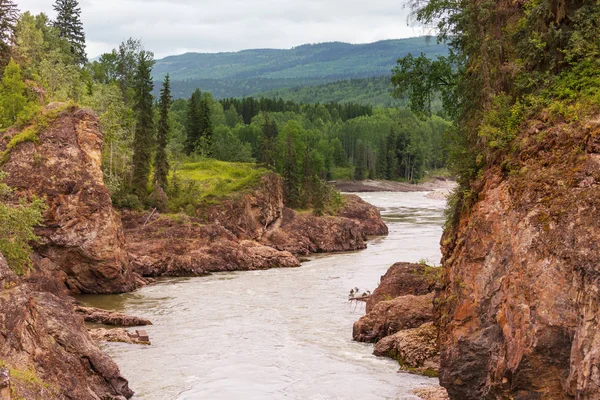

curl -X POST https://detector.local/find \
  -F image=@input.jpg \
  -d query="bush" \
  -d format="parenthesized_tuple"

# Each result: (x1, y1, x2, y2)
(0, 172, 46, 275)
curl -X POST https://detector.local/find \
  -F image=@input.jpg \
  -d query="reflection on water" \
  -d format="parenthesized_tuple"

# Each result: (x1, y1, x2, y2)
(81, 192, 446, 400)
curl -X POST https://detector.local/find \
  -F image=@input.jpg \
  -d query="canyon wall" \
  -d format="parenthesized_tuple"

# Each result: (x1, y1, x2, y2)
(436, 116, 600, 399)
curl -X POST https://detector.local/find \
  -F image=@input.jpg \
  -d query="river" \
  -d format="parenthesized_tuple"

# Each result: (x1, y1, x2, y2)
(79, 192, 447, 400)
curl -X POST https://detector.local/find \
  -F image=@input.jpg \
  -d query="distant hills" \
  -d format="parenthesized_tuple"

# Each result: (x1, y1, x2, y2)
(154, 37, 448, 103)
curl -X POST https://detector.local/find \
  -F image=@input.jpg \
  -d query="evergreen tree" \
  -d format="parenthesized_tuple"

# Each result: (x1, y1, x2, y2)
(154, 74, 171, 189)
(53, 0, 87, 65)
(131, 50, 155, 199)
(0, 0, 18, 68)
(185, 89, 213, 155)
(260, 111, 277, 167)
(185, 89, 201, 154)
(354, 142, 367, 180)
(198, 94, 213, 155)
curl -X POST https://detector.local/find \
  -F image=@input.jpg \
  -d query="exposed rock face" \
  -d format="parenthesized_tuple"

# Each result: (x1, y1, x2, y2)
(337, 194, 389, 236)
(436, 117, 600, 399)
(0, 254, 132, 400)
(374, 322, 439, 376)
(204, 173, 284, 240)
(75, 306, 152, 327)
(123, 212, 300, 276)
(124, 176, 388, 277)
(353, 293, 434, 342)
(0, 105, 137, 294)
(366, 262, 438, 313)
(262, 207, 368, 255)
(352, 262, 441, 380)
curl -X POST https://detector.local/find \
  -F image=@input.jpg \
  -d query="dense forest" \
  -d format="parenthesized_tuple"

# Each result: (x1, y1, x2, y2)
(255, 76, 406, 107)
(0, 0, 451, 221)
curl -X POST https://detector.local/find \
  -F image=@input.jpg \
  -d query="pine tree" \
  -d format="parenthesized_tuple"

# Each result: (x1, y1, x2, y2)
(0, 0, 18, 68)
(131, 50, 155, 199)
(198, 95, 213, 155)
(260, 111, 277, 167)
(154, 74, 171, 189)
(53, 0, 87, 65)
(185, 89, 201, 154)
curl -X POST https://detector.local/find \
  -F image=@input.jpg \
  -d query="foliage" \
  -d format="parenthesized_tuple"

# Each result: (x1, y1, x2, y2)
(131, 49, 155, 199)
(0, 172, 46, 275)
(0, 59, 34, 127)
(396, 0, 600, 227)
(52, 0, 86, 65)
(0, 0, 18, 68)
(185, 89, 213, 155)
(154, 74, 171, 189)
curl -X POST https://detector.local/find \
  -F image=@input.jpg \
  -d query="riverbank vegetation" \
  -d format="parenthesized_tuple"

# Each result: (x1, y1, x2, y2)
(393, 0, 600, 228)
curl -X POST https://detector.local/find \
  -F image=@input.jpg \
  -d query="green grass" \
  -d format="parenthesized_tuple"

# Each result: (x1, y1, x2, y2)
(170, 159, 269, 212)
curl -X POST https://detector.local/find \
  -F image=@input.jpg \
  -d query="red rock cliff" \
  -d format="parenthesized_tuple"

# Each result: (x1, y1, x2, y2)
(0, 104, 138, 294)
(436, 116, 600, 399)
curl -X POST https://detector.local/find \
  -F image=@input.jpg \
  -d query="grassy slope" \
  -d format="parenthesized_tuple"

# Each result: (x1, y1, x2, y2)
(174, 159, 268, 205)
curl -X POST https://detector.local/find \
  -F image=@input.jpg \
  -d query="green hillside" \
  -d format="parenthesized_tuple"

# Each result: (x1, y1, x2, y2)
(155, 37, 448, 100)
(255, 76, 407, 107)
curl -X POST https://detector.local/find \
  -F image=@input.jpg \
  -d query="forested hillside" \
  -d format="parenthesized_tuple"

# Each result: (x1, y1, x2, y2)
(154, 37, 448, 99)
(255, 76, 405, 107)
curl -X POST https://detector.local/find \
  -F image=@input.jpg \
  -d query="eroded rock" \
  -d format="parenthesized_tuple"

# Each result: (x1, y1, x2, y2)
(0, 283, 133, 399)
(374, 322, 439, 377)
(366, 262, 438, 313)
(437, 116, 600, 399)
(89, 328, 151, 345)
(0, 105, 138, 294)
(353, 292, 434, 342)
(75, 306, 152, 326)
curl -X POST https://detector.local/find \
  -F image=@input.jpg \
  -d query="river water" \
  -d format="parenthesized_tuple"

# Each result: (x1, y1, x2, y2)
(79, 192, 447, 400)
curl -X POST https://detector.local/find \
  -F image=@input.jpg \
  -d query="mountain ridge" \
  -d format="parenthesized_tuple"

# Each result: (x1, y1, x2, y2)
(153, 37, 448, 100)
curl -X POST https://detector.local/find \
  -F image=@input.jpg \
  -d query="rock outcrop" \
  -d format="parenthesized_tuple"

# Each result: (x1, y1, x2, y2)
(123, 211, 300, 277)
(89, 328, 151, 345)
(353, 292, 434, 342)
(374, 322, 439, 377)
(0, 104, 138, 294)
(124, 174, 388, 277)
(0, 253, 133, 400)
(353, 262, 443, 383)
(436, 116, 600, 398)
(75, 306, 152, 327)
(366, 262, 438, 313)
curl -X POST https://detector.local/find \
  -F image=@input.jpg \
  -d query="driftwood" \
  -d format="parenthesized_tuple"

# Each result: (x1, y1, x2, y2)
(348, 295, 370, 302)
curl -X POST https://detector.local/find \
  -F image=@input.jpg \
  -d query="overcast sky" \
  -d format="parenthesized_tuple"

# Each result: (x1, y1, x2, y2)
(17, 0, 427, 59)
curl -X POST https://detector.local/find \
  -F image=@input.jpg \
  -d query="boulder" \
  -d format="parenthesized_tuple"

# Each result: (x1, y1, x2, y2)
(374, 322, 439, 377)
(366, 262, 438, 313)
(353, 293, 434, 342)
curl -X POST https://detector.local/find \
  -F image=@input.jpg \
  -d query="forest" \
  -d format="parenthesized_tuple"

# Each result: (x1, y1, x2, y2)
(0, 0, 451, 220)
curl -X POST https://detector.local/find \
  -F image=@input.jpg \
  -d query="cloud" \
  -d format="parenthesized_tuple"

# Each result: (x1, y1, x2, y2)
(16, 0, 426, 58)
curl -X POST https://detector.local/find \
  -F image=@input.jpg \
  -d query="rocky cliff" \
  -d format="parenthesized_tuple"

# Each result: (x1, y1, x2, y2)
(0, 103, 138, 294)
(0, 105, 143, 399)
(436, 115, 600, 398)
(0, 252, 133, 400)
